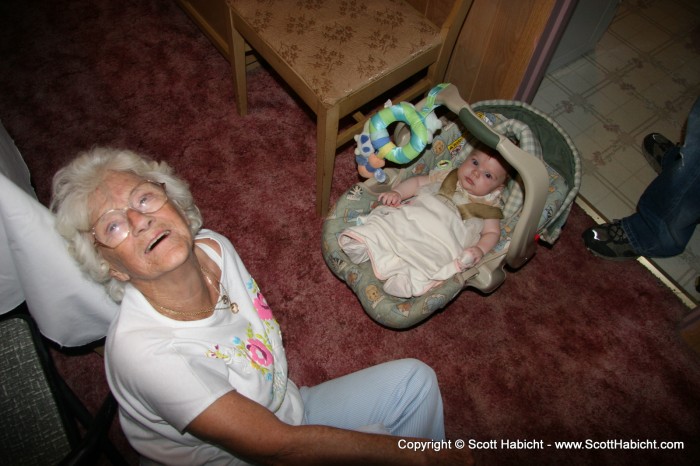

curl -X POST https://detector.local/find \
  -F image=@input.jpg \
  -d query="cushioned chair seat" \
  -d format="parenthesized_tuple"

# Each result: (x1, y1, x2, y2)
(228, 0, 443, 107)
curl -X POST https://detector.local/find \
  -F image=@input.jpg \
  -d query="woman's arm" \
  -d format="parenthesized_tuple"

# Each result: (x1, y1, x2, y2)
(187, 391, 474, 466)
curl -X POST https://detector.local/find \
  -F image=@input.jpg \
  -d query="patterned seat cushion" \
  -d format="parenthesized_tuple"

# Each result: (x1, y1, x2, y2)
(227, 0, 442, 106)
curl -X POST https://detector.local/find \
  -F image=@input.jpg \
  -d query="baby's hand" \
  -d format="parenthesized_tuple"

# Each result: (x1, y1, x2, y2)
(378, 190, 402, 207)
(458, 247, 484, 271)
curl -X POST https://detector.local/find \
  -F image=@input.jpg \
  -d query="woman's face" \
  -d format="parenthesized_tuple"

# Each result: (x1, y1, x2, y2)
(88, 170, 194, 283)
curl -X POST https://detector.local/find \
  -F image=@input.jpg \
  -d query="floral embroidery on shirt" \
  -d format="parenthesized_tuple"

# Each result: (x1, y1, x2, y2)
(247, 278, 278, 338)
(246, 278, 260, 295)
(246, 338, 273, 366)
(231, 324, 276, 381)
(254, 292, 273, 320)
(206, 344, 231, 361)
(203, 276, 284, 390)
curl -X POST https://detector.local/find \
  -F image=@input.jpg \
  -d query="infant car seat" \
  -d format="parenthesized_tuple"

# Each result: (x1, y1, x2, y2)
(322, 84, 581, 328)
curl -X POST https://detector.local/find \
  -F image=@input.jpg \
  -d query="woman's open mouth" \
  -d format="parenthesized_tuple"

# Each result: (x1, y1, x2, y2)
(145, 230, 170, 253)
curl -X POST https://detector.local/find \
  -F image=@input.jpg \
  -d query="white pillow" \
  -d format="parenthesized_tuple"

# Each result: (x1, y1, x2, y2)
(0, 172, 118, 346)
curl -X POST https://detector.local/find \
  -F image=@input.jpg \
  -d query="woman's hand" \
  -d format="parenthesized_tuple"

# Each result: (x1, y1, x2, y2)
(187, 391, 474, 465)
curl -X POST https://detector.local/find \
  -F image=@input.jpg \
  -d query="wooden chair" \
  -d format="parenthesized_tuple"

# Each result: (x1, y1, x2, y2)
(225, 0, 472, 215)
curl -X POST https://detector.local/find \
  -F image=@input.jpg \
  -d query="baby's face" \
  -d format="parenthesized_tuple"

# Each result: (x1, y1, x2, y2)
(457, 149, 508, 196)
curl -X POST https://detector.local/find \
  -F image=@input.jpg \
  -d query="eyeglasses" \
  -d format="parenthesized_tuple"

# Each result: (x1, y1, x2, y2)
(88, 180, 168, 249)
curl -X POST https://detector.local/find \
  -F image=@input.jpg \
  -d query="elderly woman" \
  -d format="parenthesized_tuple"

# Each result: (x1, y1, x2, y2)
(51, 147, 472, 465)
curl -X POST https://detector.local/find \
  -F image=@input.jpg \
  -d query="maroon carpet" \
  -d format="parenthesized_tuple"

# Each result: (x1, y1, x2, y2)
(1, 1, 699, 464)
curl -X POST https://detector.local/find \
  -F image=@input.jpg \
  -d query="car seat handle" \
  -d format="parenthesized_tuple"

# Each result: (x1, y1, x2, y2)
(425, 83, 549, 269)
(458, 106, 501, 149)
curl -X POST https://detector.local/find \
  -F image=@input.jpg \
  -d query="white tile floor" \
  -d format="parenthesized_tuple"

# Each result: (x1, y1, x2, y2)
(532, 0, 700, 307)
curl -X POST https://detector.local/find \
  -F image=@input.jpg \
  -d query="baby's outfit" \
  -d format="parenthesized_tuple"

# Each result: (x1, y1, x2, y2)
(338, 168, 503, 298)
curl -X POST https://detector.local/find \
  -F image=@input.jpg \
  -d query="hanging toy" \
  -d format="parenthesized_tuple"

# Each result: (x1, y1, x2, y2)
(355, 121, 388, 182)
(353, 83, 449, 182)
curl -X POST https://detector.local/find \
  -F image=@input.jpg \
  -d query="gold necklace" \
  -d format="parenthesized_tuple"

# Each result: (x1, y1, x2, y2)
(151, 266, 239, 318)
(200, 266, 239, 314)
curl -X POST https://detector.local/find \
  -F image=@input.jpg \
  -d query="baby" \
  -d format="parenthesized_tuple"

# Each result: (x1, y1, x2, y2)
(339, 143, 514, 298)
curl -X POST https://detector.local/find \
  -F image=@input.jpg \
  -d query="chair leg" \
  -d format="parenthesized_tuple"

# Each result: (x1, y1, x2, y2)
(316, 106, 340, 216)
(227, 10, 248, 116)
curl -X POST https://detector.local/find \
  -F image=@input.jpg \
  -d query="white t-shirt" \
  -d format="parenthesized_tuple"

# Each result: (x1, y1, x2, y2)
(104, 229, 303, 465)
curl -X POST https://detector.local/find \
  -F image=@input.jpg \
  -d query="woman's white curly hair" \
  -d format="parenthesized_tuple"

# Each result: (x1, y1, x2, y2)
(50, 147, 202, 302)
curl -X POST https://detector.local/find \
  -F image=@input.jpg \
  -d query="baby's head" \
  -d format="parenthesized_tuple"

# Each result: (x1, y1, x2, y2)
(457, 143, 514, 196)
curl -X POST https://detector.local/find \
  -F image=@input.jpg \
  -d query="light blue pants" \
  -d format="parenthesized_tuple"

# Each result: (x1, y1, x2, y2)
(622, 96, 700, 257)
(299, 358, 445, 440)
